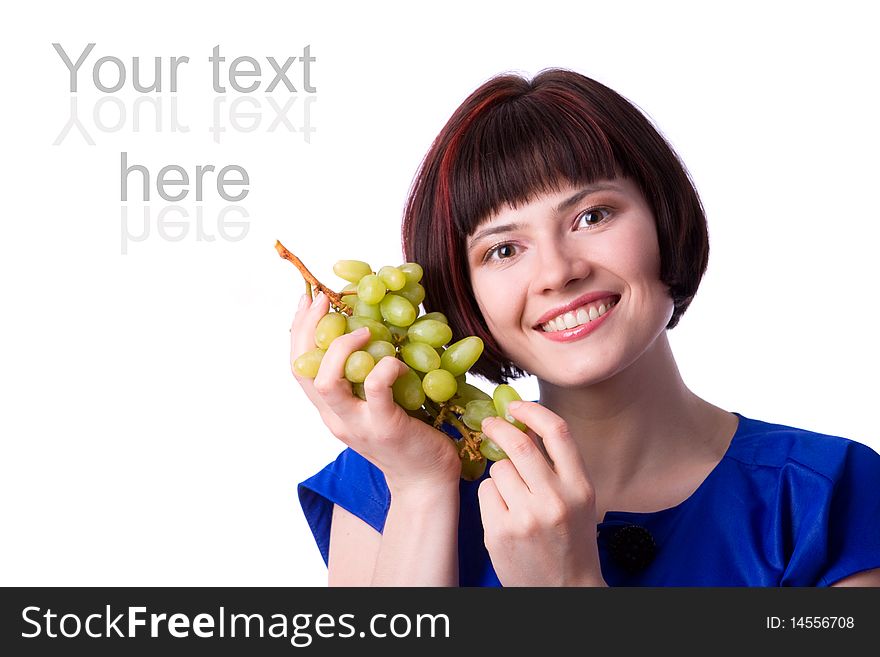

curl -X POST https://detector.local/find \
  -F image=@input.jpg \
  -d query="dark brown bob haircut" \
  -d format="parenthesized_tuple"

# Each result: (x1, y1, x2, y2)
(402, 68, 709, 385)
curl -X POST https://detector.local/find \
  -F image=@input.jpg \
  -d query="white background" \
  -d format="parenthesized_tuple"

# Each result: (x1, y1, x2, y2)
(1, 1, 877, 586)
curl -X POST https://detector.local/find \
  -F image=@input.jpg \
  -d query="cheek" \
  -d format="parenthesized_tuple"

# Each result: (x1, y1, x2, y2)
(622, 229, 674, 319)
(473, 281, 504, 333)
(616, 222, 662, 276)
(470, 269, 525, 337)
(605, 215, 662, 286)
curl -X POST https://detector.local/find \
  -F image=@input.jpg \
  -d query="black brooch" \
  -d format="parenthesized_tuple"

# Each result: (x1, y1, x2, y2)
(608, 524, 657, 573)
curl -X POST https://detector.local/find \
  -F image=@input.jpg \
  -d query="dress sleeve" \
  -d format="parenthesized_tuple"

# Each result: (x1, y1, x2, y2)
(819, 440, 880, 585)
(297, 448, 391, 565)
(782, 439, 880, 586)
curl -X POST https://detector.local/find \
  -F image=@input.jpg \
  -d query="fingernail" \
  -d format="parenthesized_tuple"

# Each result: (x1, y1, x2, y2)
(298, 294, 310, 310)
(354, 327, 370, 336)
(311, 291, 325, 307)
(507, 401, 522, 411)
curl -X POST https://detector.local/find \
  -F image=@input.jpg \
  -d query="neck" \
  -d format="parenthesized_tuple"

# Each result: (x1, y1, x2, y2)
(537, 332, 733, 506)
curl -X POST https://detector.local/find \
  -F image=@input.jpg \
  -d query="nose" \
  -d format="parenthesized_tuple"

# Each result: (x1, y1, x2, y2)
(531, 236, 592, 294)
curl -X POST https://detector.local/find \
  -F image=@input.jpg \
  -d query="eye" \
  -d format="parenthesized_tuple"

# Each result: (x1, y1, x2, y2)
(574, 207, 611, 230)
(484, 242, 517, 263)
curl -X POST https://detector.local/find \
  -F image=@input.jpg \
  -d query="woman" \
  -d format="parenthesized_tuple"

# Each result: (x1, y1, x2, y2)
(293, 69, 880, 586)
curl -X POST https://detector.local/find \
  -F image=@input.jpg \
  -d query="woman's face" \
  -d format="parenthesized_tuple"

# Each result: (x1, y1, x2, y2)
(466, 177, 674, 387)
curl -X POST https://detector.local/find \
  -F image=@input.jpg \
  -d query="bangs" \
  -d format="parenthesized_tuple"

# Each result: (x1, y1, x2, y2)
(449, 93, 623, 235)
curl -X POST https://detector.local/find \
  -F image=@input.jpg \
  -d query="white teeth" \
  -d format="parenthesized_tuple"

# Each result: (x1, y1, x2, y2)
(540, 299, 618, 332)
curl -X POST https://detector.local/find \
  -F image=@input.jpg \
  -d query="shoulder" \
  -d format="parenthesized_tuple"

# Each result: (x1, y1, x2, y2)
(297, 448, 390, 565)
(726, 413, 880, 485)
(299, 448, 391, 522)
(724, 414, 880, 585)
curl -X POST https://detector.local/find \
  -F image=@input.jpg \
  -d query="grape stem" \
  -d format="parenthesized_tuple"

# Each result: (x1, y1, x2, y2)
(428, 399, 449, 430)
(424, 399, 483, 461)
(275, 240, 352, 315)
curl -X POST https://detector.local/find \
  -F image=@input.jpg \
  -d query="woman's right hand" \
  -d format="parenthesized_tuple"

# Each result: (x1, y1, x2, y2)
(290, 292, 462, 494)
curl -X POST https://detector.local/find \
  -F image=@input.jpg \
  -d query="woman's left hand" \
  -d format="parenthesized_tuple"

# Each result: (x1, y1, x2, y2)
(477, 401, 606, 587)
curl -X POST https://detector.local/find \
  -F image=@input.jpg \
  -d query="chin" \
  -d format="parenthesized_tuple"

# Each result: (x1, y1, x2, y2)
(524, 359, 616, 389)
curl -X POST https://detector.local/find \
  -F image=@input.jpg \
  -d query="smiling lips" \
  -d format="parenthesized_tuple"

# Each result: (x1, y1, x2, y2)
(535, 294, 620, 342)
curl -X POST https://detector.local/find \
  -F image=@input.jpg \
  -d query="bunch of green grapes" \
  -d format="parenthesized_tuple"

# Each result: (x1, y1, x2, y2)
(289, 256, 527, 480)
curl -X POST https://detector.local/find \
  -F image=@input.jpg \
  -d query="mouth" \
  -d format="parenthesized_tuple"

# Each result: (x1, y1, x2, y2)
(534, 294, 621, 333)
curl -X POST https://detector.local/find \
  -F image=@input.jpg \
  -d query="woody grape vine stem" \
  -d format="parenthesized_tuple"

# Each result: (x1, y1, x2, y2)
(275, 240, 352, 315)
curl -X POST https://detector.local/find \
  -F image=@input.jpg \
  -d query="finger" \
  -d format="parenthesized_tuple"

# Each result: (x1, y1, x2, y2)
(487, 457, 532, 507)
(312, 325, 372, 422)
(478, 477, 508, 515)
(291, 291, 330, 360)
(287, 294, 356, 437)
(505, 401, 588, 485)
(291, 292, 310, 331)
(481, 415, 553, 493)
(363, 356, 410, 423)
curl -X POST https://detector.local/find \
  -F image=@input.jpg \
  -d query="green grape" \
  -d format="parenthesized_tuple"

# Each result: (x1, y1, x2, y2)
(342, 295, 359, 308)
(419, 311, 448, 324)
(462, 400, 497, 431)
(392, 280, 425, 307)
(392, 367, 425, 410)
(407, 319, 452, 347)
(334, 260, 373, 283)
(460, 454, 488, 481)
(351, 382, 367, 400)
(353, 300, 383, 322)
(344, 351, 375, 383)
(479, 436, 509, 462)
(364, 340, 396, 361)
(357, 274, 387, 305)
(378, 266, 406, 291)
(398, 262, 423, 284)
(379, 294, 417, 327)
(452, 381, 493, 405)
(341, 282, 358, 293)
(493, 384, 527, 431)
(314, 312, 347, 349)
(422, 368, 458, 402)
(346, 316, 392, 343)
(400, 342, 441, 373)
(440, 336, 484, 377)
(292, 348, 326, 378)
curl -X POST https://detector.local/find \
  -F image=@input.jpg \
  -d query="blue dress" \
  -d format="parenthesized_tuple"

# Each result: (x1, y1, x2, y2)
(297, 412, 880, 586)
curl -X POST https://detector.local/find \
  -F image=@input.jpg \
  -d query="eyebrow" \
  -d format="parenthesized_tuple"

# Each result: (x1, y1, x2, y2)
(554, 182, 622, 214)
(467, 182, 623, 249)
